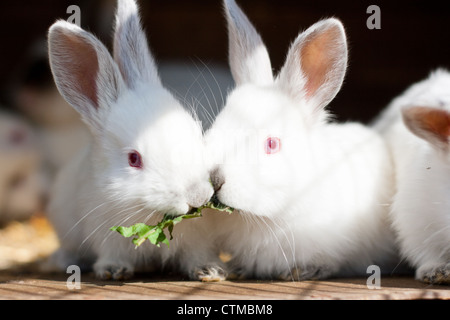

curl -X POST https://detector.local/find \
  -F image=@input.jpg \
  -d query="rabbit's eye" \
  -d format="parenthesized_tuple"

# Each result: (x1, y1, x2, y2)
(265, 137, 281, 154)
(128, 150, 143, 169)
(9, 128, 27, 145)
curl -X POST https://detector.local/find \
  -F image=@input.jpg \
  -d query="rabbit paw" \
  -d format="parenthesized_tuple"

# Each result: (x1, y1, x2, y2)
(94, 261, 134, 281)
(418, 263, 450, 285)
(278, 265, 334, 281)
(191, 264, 227, 282)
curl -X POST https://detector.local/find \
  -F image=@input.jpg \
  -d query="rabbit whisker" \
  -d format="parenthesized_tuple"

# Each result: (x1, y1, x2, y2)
(257, 216, 296, 281)
(78, 202, 147, 255)
(97, 205, 150, 250)
(193, 59, 222, 117)
(61, 201, 108, 241)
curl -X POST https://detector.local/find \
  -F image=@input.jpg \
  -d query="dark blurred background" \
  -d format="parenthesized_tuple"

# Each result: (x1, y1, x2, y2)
(1, 0, 450, 123)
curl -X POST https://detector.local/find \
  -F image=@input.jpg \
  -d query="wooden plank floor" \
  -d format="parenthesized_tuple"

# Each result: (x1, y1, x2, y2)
(0, 271, 449, 300)
(0, 215, 449, 300)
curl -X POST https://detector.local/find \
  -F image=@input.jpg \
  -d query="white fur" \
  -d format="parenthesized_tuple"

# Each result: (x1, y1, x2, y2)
(203, 0, 402, 280)
(373, 69, 450, 284)
(0, 110, 43, 224)
(44, 0, 223, 281)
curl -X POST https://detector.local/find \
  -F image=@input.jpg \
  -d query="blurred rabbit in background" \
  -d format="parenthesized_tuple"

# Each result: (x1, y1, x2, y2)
(12, 40, 90, 195)
(0, 109, 44, 225)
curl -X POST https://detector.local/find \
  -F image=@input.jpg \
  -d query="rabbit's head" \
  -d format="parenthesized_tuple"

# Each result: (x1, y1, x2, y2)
(48, 0, 212, 216)
(206, 0, 347, 219)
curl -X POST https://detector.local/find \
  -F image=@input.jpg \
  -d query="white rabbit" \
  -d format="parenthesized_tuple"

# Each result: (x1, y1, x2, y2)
(204, 0, 403, 280)
(0, 110, 43, 225)
(44, 0, 225, 281)
(373, 69, 450, 284)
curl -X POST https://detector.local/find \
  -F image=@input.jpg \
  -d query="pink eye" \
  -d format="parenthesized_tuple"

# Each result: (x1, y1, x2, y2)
(128, 150, 143, 169)
(265, 137, 281, 154)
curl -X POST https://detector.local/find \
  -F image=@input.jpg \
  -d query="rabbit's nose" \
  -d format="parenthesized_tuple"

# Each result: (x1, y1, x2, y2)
(210, 167, 225, 192)
(186, 181, 214, 209)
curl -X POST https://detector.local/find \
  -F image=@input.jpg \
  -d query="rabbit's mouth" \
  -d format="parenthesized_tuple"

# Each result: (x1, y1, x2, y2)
(186, 193, 234, 215)
(209, 193, 235, 213)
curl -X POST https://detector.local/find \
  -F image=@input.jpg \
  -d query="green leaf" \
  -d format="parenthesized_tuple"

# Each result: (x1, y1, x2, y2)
(110, 198, 233, 249)
(111, 212, 203, 248)
(199, 198, 234, 214)
(110, 223, 154, 238)
(146, 227, 166, 247)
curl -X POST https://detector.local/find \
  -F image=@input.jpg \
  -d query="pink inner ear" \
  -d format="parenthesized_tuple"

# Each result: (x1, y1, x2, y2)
(407, 107, 450, 142)
(60, 33, 100, 109)
(300, 26, 341, 98)
(426, 109, 450, 138)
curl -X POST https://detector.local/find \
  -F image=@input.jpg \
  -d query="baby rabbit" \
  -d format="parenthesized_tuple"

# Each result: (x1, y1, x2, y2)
(0, 110, 43, 225)
(374, 69, 450, 284)
(204, 0, 402, 280)
(45, 0, 224, 281)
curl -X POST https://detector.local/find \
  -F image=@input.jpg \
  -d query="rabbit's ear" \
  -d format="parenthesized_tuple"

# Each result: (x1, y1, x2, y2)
(224, 0, 273, 86)
(48, 20, 125, 132)
(402, 106, 450, 151)
(114, 0, 161, 89)
(277, 19, 347, 116)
